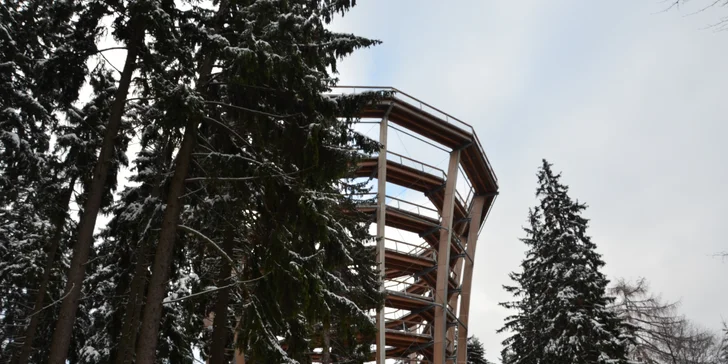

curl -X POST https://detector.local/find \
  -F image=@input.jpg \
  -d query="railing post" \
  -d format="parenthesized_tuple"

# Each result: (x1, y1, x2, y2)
(455, 196, 486, 364)
(375, 105, 392, 364)
(433, 150, 460, 364)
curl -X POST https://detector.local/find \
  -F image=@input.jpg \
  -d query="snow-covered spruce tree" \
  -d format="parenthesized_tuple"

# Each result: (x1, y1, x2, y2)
(78, 3, 227, 362)
(499, 160, 633, 364)
(133, 1, 385, 363)
(74, 9, 196, 358)
(14, 64, 132, 364)
(467, 336, 492, 364)
(46, 1, 150, 360)
(0, 1, 108, 362)
(75, 124, 172, 364)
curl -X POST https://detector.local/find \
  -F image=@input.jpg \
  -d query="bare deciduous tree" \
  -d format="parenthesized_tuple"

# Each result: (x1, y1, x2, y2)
(667, 0, 728, 30)
(610, 278, 725, 364)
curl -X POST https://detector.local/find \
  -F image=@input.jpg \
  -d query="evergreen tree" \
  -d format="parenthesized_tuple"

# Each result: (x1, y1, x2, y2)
(499, 160, 633, 364)
(467, 336, 492, 364)
(47, 2, 148, 360)
(3, 1, 386, 362)
(132, 0, 385, 362)
(0, 1, 108, 362)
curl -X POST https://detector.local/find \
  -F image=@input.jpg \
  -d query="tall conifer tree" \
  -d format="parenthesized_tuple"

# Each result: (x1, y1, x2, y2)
(133, 1, 385, 362)
(0, 1, 109, 362)
(499, 160, 633, 364)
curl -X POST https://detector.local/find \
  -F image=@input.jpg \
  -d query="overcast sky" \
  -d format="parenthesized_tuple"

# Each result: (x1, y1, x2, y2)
(331, 1, 728, 362)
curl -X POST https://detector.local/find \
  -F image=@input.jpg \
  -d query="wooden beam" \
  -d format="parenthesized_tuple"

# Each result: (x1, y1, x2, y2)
(455, 195, 486, 364)
(433, 150, 460, 364)
(446, 252, 464, 356)
(375, 108, 390, 364)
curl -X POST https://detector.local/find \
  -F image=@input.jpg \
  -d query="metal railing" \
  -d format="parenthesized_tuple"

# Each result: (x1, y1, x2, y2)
(386, 151, 446, 181)
(361, 150, 447, 181)
(356, 150, 471, 214)
(384, 277, 418, 293)
(385, 314, 432, 339)
(385, 195, 440, 221)
(329, 86, 498, 186)
(384, 237, 434, 257)
(354, 193, 440, 222)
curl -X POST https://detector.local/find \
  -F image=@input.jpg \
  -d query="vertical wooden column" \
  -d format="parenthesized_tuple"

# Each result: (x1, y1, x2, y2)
(375, 112, 389, 364)
(446, 236, 465, 360)
(433, 150, 461, 364)
(455, 196, 486, 364)
(447, 200, 476, 360)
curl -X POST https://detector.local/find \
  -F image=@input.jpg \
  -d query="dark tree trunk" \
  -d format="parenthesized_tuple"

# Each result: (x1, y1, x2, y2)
(47, 19, 146, 364)
(208, 227, 234, 364)
(133, 116, 198, 364)
(112, 134, 174, 364)
(112, 238, 153, 364)
(14, 178, 77, 364)
(321, 321, 331, 364)
(134, 3, 227, 362)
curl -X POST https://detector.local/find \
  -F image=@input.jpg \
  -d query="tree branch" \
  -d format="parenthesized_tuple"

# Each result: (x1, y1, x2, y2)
(24, 284, 74, 319)
(162, 274, 268, 305)
(204, 100, 300, 119)
(185, 168, 304, 183)
(178, 224, 235, 266)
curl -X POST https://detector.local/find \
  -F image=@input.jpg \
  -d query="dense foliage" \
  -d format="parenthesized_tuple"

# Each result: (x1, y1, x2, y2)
(0, 1, 385, 363)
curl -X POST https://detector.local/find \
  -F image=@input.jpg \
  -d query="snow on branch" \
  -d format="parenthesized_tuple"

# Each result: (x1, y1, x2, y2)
(162, 274, 268, 305)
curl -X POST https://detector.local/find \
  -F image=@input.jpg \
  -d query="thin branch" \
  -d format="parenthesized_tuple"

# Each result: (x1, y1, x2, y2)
(97, 52, 122, 75)
(204, 101, 300, 119)
(94, 46, 128, 54)
(178, 224, 235, 266)
(162, 275, 267, 305)
(185, 168, 302, 183)
(192, 152, 261, 166)
(201, 116, 250, 147)
(125, 97, 158, 103)
(178, 185, 207, 200)
(25, 284, 74, 319)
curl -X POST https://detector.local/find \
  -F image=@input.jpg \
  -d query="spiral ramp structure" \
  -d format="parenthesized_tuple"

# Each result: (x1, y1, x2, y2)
(322, 87, 499, 364)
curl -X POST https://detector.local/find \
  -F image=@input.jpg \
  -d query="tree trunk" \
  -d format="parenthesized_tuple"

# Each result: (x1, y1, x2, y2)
(134, 2, 227, 362)
(208, 227, 234, 364)
(46, 19, 146, 364)
(133, 116, 198, 364)
(228, 317, 246, 364)
(14, 178, 77, 364)
(112, 237, 153, 364)
(321, 321, 331, 364)
(113, 134, 174, 364)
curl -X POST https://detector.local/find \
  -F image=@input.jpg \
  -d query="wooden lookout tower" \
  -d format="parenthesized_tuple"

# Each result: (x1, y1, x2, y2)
(332, 87, 499, 363)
